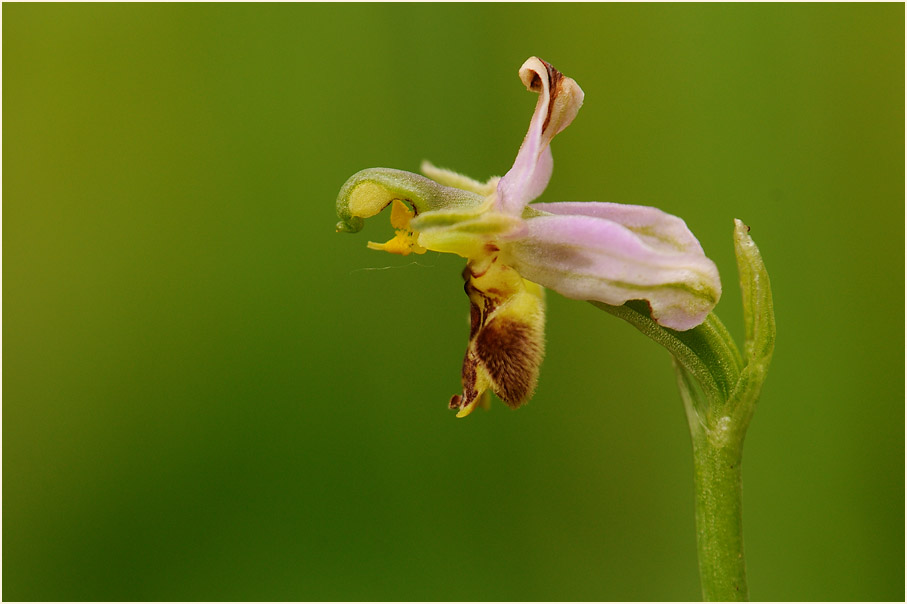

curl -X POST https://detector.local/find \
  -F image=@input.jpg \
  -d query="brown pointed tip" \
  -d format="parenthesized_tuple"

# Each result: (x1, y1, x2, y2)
(449, 394, 462, 410)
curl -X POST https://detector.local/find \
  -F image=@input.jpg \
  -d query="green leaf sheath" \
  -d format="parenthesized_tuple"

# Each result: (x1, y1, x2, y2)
(734, 219, 775, 367)
(590, 300, 741, 409)
(593, 220, 775, 601)
(730, 219, 776, 432)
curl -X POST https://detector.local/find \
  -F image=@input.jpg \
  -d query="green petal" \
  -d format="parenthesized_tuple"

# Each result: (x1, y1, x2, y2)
(420, 160, 499, 197)
(411, 206, 525, 258)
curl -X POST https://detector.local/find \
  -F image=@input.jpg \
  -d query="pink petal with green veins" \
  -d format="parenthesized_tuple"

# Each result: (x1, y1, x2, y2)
(530, 201, 710, 256)
(504, 210, 722, 331)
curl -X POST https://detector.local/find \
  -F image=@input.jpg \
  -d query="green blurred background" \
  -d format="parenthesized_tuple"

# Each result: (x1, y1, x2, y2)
(4, 3, 904, 601)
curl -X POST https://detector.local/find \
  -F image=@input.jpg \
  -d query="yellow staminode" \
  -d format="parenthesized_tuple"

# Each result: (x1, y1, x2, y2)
(367, 199, 427, 256)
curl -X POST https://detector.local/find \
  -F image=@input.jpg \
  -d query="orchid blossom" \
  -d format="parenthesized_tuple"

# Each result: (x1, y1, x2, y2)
(336, 57, 721, 418)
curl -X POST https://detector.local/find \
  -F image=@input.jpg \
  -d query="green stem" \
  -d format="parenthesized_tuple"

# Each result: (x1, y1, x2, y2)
(675, 358, 749, 601)
(690, 433, 748, 601)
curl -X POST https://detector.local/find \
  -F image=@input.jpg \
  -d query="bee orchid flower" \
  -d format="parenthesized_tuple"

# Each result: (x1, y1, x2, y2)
(336, 57, 721, 417)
